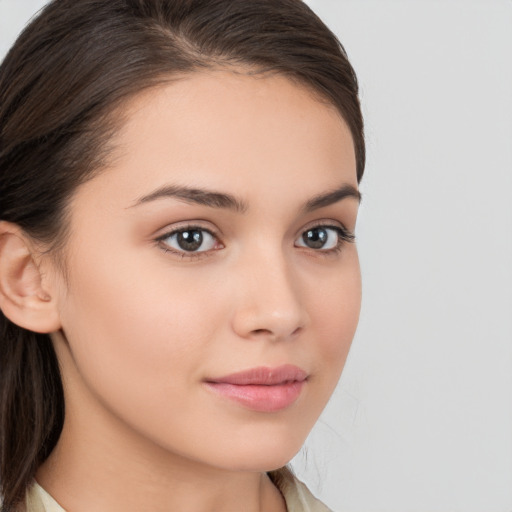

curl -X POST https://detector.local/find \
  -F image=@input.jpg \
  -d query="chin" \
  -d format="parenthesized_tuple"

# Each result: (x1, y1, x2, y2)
(201, 422, 311, 473)
(218, 450, 300, 474)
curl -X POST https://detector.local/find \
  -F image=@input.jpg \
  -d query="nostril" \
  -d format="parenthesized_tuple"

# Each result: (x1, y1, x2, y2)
(252, 328, 271, 335)
(249, 326, 303, 340)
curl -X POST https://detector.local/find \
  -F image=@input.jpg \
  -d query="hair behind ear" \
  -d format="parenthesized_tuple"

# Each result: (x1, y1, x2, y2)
(0, 320, 64, 511)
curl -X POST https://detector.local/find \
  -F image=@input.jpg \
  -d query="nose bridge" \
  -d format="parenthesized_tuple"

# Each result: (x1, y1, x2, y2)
(231, 240, 307, 340)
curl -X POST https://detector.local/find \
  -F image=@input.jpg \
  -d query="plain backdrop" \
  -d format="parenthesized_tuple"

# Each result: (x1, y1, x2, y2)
(1, 1, 511, 511)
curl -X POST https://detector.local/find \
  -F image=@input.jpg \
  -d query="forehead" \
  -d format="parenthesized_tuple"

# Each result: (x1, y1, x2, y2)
(77, 70, 357, 210)
(125, 70, 351, 171)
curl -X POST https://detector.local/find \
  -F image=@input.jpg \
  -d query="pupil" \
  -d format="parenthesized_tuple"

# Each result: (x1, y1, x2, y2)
(177, 230, 203, 251)
(303, 228, 327, 249)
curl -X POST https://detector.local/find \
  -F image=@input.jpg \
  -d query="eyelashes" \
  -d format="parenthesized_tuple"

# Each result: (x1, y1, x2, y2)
(155, 222, 355, 260)
(158, 227, 221, 255)
(296, 225, 355, 251)
(155, 224, 223, 259)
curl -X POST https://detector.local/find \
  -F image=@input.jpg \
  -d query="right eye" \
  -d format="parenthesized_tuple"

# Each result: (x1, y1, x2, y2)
(157, 226, 221, 255)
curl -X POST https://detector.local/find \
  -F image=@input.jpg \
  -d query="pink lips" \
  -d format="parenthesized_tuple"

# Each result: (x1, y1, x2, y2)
(204, 365, 307, 413)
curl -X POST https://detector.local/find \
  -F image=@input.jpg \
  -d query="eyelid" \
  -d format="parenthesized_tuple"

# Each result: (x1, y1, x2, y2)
(153, 218, 355, 260)
(154, 222, 224, 259)
(299, 219, 355, 240)
(294, 220, 356, 255)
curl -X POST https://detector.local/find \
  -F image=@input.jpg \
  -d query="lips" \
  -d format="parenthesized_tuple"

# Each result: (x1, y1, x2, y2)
(204, 365, 307, 413)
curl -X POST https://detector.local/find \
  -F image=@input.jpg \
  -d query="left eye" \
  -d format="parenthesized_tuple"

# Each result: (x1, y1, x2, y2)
(295, 226, 341, 250)
(160, 228, 218, 253)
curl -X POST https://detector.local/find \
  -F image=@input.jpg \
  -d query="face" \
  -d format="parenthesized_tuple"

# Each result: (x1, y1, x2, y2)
(47, 70, 361, 472)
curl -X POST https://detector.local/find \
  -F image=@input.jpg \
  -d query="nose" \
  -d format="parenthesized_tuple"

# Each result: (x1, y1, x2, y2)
(230, 249, 308, 342)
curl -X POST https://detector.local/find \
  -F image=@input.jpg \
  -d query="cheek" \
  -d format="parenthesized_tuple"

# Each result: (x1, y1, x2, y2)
(57, 249, 225, 414)
(308, 250, 361, 378)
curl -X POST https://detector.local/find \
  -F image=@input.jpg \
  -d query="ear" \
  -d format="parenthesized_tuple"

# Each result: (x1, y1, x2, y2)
(0, 221, 61, 333)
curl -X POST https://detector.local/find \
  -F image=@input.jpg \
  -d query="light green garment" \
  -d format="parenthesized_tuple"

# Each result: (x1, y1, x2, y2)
(24, 468, 333, 512)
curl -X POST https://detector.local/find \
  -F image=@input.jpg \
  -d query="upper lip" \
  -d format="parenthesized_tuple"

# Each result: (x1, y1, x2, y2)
(206, 364, 308, 386)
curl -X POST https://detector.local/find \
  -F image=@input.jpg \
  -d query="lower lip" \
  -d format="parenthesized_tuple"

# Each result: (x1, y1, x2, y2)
(205, 381, 305, 412)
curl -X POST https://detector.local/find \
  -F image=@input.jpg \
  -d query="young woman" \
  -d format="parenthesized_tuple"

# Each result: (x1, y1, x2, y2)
(0, 1, 365, 510)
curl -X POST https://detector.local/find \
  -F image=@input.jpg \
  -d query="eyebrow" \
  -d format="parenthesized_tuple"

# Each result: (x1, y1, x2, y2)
(302, 184, 361, 212)
(131, 185, 248, 213)
(130, 183, 360, 212)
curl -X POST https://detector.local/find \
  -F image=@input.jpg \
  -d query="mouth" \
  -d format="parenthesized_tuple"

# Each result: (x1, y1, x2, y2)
(204, 365, 308, 413)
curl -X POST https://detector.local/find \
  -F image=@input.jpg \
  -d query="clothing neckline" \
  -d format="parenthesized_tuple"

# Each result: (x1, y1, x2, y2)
(28, 467, 332, 512)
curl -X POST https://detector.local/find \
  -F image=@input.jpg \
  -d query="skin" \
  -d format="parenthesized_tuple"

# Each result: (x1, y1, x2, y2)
(32, 70, 362, 512)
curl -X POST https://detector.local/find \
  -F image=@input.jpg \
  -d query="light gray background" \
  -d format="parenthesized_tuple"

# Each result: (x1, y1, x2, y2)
(1, 1, 511, 511)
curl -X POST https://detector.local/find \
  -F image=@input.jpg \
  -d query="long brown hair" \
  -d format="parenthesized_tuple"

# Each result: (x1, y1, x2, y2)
(0, 0, 365, 509)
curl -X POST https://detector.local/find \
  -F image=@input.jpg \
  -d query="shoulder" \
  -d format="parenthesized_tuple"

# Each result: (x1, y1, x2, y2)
(268, 467, 334, 512)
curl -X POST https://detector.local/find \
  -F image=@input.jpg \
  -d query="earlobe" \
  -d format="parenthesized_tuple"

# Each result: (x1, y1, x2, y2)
(0, 221, 61, 333)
